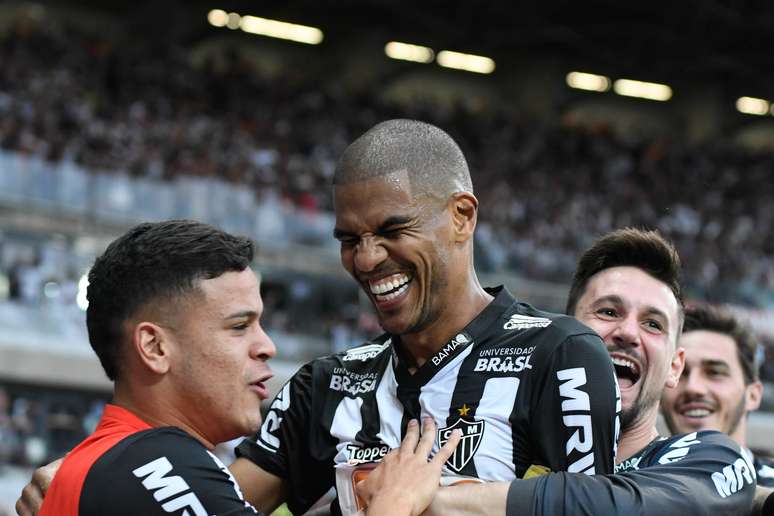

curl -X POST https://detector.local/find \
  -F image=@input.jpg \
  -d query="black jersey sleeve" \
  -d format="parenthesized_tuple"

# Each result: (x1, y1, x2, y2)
(530, 332, 619, 476)
(507, 432, 756, 516)
(81, 428, 262, 515)
(236, 362, 336, 514)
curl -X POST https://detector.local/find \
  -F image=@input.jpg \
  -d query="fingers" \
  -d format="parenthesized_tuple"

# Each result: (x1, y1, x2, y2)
(432, 428, 462, 466)
(415, 417, 438, 457)
(399, 419, 421, 459)
(15, 483, 43, 516)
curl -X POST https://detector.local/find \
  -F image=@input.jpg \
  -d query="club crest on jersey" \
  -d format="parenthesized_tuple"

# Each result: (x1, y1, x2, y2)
(503, 314, 552, 331)
(438, 417, 485, 473)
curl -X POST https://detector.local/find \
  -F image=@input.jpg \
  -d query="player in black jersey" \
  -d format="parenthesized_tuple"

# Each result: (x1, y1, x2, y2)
(230, 119, 620, 515)
(406, 228, 757, 515)
(661, 305, 774, 488)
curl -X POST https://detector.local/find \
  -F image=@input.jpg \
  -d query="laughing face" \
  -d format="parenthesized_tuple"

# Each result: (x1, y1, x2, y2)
(661, 330, 762, 443)
(573, 266, 684, 431)
(333, 171, 457, 338)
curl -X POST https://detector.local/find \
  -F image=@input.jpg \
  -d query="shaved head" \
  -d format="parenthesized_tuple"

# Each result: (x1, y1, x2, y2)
(334, 119, 473, 201)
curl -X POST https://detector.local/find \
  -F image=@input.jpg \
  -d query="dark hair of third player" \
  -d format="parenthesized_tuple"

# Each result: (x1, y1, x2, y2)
(565, 227, 684, 317)
(85, 220, 254, 381)
(683, 304, 760, 384)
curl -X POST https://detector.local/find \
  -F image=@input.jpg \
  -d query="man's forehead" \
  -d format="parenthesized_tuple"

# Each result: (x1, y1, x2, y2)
(584, 266, 679, 319)
(681, 331, 738, 362)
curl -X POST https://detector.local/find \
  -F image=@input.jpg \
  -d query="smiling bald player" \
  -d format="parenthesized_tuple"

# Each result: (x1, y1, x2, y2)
(232, 119, 619, 515)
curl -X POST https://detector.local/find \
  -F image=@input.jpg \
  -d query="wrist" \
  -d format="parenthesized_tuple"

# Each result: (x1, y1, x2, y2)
(368, 493, 413, 515)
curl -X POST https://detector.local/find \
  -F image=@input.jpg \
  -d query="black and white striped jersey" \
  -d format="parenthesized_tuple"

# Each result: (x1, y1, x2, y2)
(507, 431, 757, 515)
(237, 287, 620, 514)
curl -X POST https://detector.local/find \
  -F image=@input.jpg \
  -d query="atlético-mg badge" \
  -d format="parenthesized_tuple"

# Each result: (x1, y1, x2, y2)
(437, 417, 485, 473)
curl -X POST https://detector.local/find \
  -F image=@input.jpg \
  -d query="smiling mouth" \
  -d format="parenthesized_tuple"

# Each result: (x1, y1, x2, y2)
(368, 273, 412, 302)
(678, 406, 714, 418)
(611, 355, 641, 389)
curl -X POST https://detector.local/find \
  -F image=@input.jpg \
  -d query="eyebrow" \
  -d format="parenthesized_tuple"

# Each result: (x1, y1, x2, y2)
(700, 359, 730, 370)
(333, 215, 415, 240)
(224, 310, 258, 320)
(594, 295, 670, 322)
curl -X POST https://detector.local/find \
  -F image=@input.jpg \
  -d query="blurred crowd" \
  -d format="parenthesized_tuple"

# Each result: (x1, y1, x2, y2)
(1, 17, 774, 311)
(0, 385, 106, 468)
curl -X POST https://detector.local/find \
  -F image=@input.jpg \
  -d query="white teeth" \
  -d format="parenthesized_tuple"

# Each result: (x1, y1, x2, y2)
(611, 357, 637, 372)
(369, 274, 411, 295)
(682, 408, 711, 417)
(379, 282, 409, 301)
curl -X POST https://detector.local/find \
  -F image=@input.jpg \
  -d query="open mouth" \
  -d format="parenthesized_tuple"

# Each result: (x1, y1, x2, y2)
(611, 355, 641, 389)
(249, 373, 274, 400)
(368, 273, 412, 302)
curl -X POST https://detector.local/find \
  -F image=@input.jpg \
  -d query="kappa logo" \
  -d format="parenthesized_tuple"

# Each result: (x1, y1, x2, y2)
(503, 314, 552, 331)
(657, 432, 699, 465)
(342, 343, 388, 362)
(438, 418, 485, 474)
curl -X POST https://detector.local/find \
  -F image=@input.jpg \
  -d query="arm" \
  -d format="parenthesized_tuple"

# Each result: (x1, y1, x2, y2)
(357, 418, 461, 516)
(235, 362, 334, 514)
(534, 332, 619, 475)
(228, 458, 288, 515)
(426, 432, 756, 516)
(424, 482, 510, 516)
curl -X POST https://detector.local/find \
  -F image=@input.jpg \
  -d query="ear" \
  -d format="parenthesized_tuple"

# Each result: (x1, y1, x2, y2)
(131, 321, 173, 375)
(449, 192, 478, 243)
(745, 380, 763, 412)
(665, 346, 686, 389)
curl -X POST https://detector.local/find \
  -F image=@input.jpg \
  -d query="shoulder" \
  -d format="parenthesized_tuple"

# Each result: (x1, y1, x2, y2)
(302, 334, 392, 373)
(754, 453, 774, 487)
(85, 428, 261, 515)
(95, 426, 214, 471)
(501, 301, 601, 346)
(641, 431, 749, 467)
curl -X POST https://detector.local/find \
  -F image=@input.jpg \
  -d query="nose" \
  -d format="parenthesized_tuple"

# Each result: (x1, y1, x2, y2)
(251, 326, 277, 361)
(353, 236, 388, 273)
(680, 368, 707, 396)
(610, 314, 641, 349)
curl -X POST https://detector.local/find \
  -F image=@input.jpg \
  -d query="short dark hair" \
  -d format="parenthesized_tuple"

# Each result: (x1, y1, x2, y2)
(333, 119, 473, 200)
(683, 304, 760, 384)
(86, 220, 254, 381)
(566, 228, 683, 317)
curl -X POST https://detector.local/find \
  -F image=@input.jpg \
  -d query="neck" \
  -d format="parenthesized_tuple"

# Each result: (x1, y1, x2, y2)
(402, 275, 492, 368)
(729, 418, 748, 448)
(616, 408, 660, 463)
(113, 382, 216, 450)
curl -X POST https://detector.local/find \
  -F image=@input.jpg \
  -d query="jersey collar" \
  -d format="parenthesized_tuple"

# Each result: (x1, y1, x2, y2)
(392, 286, 514, 388)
